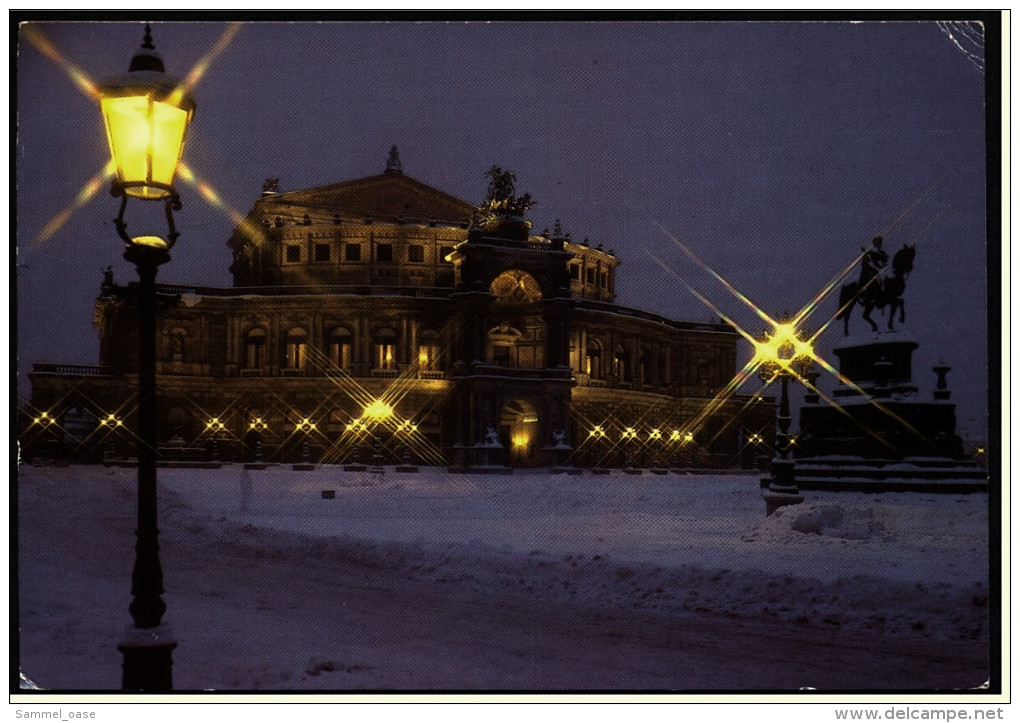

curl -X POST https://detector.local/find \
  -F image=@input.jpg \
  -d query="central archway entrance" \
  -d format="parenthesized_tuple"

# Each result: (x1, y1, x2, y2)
(500, 399, 539, 467)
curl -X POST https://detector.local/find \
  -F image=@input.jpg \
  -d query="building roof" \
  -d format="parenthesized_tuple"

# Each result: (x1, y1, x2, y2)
(258, 169, 479, 226)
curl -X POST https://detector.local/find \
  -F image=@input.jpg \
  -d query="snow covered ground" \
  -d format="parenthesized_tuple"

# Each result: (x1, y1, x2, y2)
(16, 464, 993, 692)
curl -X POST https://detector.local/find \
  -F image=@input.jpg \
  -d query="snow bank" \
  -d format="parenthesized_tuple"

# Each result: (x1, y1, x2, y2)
(16, 465, 991, 690)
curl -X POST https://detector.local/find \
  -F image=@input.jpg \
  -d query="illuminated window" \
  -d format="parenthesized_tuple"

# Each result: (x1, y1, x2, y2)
(285, 328, 307, 370)
(417, 330, 441, 372)
(613, 345, 629, 380)
(374, 343, 395, 370)
(373, 328, 397, 370)
(285, 244, 301, 263)
(586, 339, 603, 378)
(344, 243, 361, 262)
(408, 244, 425, 262)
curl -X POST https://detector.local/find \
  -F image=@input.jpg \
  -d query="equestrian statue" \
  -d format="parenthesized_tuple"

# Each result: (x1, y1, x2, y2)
(837, 235, 916, 336)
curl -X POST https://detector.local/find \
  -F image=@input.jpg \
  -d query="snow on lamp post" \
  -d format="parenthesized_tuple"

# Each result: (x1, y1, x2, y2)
(99, 23, 195, 691)
(755, 320, 813, 515)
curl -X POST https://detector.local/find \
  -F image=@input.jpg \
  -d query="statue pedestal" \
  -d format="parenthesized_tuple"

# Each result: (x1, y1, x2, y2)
(795, 332, 985, 492)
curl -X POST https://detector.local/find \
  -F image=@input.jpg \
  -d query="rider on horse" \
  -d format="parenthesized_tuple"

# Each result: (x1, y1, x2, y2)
(859, 235, 889, 307)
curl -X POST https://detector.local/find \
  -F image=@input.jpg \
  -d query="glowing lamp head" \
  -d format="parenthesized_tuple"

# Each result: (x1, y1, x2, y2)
(98, 25, 195, 201)
(755, 321, 814, 375)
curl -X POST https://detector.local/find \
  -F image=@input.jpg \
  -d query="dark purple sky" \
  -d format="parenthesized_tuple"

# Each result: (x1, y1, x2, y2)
(15, 18, 992, 438)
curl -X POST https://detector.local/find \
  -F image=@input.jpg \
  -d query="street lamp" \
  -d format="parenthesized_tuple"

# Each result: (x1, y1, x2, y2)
(99, 24, 195, 690)
(755, 320, 813, 515)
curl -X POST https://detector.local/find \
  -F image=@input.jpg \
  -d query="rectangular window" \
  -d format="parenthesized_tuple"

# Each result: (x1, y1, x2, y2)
(286, 244, 301, 263)
(440, 246, 454, 262)
(314, 243, 331, 262)
(344, 243, 361, 262)
(408, 244, 425, 263)
(586, 268, 596, 284)
(376, 244, 393, 262)
(569, 264, 580, 280)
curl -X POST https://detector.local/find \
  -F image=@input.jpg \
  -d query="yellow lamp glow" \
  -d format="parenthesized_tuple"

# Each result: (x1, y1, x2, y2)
(98, 27, 195, 201)
(754, 321, 814, 375)
(363, 399, 394, 421)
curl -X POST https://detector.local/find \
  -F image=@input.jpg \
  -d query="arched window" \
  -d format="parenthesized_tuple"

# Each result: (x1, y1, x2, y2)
(639, 346, 653, 385)
(245, 328, 267, 370)
(373, 327, 397, 372)
(285, 327, 307, 371)
(417, 329, 441, 375)
(328, 327, 353, 371)
(585, 338, 603, 379)
(613, 344, 629, 381)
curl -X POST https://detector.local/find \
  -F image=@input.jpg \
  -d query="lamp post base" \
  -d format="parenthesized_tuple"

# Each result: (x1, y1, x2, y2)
(119, 624, 177, 691)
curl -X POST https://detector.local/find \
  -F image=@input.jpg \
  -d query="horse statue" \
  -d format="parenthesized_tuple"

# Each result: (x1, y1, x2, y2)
(837, 243, 915, 335)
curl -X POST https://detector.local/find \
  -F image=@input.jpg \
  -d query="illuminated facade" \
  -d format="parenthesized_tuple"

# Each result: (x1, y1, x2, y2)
(26, 154, 773, 468)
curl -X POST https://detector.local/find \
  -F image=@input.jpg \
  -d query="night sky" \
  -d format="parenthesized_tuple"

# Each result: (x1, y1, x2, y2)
(14, 16, 993, 439)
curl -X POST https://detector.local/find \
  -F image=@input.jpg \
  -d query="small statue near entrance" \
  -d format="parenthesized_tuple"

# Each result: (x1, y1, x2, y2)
(484, 424, 502, 448)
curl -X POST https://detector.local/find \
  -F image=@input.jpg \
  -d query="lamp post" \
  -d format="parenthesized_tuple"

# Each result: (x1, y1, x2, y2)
(756, 321, 812, 515)
(98, 24, 195, 690)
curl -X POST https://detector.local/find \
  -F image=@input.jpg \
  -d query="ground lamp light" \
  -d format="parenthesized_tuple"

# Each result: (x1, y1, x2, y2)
(756, 321, 813, 515)
(99, 24, 195, 690)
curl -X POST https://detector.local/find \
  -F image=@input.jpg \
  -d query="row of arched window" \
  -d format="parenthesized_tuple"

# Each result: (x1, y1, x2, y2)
(241, 326, 442, 375)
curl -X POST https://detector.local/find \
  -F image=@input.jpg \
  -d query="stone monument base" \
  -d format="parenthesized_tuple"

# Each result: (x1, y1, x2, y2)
(792, 456, 987, 493)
